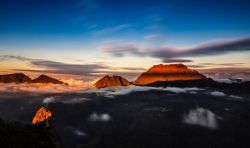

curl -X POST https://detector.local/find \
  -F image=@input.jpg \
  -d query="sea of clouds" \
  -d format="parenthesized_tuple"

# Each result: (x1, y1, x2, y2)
(80, 86, 205, 98)
(0, 79, 95, 94)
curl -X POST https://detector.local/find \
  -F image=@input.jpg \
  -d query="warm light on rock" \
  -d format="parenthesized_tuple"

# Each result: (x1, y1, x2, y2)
(135, 64, 207, 85)
(94, 75, 130, 88)
(32, 106, 52, 125)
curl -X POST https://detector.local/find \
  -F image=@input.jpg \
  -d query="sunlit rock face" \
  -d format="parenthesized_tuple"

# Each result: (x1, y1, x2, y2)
(94, 75, 130, 88)
(135, 64, 206, 85)
(0, 73, 32, 83)
(33, 75, 64, 84)
(32, 106, 52, 125)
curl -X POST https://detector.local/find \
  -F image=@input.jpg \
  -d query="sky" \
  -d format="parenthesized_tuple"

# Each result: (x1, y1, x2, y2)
(0, 0, 250, 81)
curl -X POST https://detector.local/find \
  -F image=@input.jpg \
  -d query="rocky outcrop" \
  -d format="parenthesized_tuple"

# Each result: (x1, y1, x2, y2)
(135, 64, 206, 85)
(33, 75, 64, 84)
(32, 106, 52, 125)
(94, 75, 130, 88)
(0, 73, 32, 83)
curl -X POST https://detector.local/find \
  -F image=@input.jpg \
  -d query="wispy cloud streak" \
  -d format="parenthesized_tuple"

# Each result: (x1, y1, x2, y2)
(100, 37, 250, 62)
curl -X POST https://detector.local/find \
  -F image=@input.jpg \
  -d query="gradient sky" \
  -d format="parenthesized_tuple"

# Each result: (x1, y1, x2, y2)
(0, 0, 250, 80)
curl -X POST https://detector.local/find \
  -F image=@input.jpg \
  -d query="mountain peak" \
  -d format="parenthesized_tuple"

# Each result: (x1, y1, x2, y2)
(94, 75, 130, 88)
(33, 75, 64, 84)
(135, 64, 206, 85)
(148, 64, 189, 73)
(0, 73, 32, 83)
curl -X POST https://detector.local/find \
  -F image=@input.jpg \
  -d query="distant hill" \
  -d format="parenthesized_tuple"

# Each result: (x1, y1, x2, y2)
(135, 64, 206, 85)
(33, 75, 64, 84)
(0, 73, 32, 83)
(0, 73, 64, 84)
(94, 75, 130, 88)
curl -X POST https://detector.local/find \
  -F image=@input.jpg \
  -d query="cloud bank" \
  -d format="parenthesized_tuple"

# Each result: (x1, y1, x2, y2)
(0, 79, 95, 94)
(200, 67, 250, 81)
(183, 107, 218, 129)
(82, 86, 204, 98)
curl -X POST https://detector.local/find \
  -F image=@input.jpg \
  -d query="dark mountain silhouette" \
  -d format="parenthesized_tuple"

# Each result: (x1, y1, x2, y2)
(0, 73, 32, 83)
(94, 75, 130, 88)
(135, 64, 207, 85)
(33, 75, 64, 84)
(0, 118, 61, 148)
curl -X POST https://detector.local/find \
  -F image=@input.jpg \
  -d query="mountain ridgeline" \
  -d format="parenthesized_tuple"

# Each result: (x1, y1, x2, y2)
(0, 73, 64, 84)
(1, 64, 248, 88)
(0, 73, 32, 83)
(33, 75, 64, 84)
(94, 64, 209, 88)
(135, 64, 207, 85)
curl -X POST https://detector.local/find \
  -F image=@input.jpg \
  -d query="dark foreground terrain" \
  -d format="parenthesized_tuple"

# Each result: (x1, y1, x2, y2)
(0, 84, 250, 148)
(0, 119, 60, 148)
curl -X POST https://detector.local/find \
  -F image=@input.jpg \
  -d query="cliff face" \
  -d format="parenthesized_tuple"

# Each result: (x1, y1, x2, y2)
(94, 75, 130, 88)
(0, 73, 32, 83)
(135, 64, 206, 85)
(33, 75, 64, 84)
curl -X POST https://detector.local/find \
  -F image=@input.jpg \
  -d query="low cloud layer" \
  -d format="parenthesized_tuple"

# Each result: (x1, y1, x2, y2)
(74, 130, 87, 136)
(200, 67, 250, 81)
(210, 91, 226, 97)
(183, 107, 218, 129)
(82, 86, 204, 98)
(0, 79, 94, 94)
(42, 96, 89, 105)
(88, 113, 111, 122)
(229, 95, 242, 100)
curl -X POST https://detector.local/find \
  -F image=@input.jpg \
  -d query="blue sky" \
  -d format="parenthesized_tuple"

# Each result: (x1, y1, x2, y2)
(0, 0, 250, 80)
(1, 0, 250, 44)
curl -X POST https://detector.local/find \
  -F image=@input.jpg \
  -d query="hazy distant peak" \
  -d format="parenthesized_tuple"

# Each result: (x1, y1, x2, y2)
(33, 75, 64, 84)
(0, 73, 32, 83)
